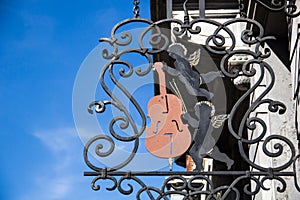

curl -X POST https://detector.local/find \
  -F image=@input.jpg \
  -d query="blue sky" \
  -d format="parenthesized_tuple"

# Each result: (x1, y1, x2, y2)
(0, 0, 171, 199)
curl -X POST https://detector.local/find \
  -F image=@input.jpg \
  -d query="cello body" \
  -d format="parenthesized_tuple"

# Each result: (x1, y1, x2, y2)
(145, 62, 191, 158)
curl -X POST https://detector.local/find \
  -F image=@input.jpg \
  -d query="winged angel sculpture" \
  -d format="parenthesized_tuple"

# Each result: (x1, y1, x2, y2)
(162, 43, 234, 171)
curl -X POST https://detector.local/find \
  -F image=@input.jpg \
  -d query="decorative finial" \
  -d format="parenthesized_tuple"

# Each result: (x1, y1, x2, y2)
(183, 0, 190, 24)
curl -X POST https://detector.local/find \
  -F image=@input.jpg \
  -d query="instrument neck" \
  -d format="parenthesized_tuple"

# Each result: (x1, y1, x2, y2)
(154, 62, 167, 95)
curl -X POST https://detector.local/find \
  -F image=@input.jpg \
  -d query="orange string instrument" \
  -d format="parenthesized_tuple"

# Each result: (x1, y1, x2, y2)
(145, 62, 191, 158)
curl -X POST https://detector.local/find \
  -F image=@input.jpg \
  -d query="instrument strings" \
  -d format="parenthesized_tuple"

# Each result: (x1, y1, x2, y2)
(169, 79, 188, 113)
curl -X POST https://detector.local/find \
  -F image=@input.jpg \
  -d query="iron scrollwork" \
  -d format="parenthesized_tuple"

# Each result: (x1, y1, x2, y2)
(253, 0, 300, 17)
(82, 8, 300, 200)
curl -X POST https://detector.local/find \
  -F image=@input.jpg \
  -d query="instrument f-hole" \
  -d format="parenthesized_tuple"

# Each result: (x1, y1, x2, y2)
(163, 95, 169, 113)
(172, 120, 183, 132)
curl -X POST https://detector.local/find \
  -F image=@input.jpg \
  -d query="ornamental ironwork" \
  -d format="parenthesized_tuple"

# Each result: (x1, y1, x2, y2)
(253, 0, 300, 17)
(78, 1, 300, 199)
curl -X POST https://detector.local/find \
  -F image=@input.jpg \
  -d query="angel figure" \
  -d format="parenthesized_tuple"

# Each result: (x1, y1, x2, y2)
(162, 43, 234, 171)
(182, 102, 234, 171)
(162, 43, 224, 100)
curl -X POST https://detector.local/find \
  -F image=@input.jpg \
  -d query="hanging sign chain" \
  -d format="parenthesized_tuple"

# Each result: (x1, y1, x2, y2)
(133, 0, 141, 18)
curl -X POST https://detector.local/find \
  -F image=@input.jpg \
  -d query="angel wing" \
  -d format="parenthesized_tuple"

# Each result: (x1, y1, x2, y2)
(188, 48, 201, 67)
(211, 114, 230, 129)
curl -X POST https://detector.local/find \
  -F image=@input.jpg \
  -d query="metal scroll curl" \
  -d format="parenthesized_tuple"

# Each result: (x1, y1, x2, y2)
(82, 13, 300, 198)
(220, 37, 295, 172)
(254, 0, 300, 17)
(84, 18, 157, 172)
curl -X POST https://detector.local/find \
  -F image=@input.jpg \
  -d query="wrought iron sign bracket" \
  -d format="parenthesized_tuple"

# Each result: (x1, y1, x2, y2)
(81, 1, 300, 199)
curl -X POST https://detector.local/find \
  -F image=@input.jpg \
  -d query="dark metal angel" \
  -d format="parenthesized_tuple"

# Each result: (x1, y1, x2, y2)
(162, 43, 234, 171)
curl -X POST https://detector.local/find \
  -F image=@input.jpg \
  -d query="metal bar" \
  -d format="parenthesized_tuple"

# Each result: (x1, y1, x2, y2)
(290, 29, 300, 63)
(84, 171, 295, 176)
(167, 0, 173, 19)
(199, 0, 205, 18)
